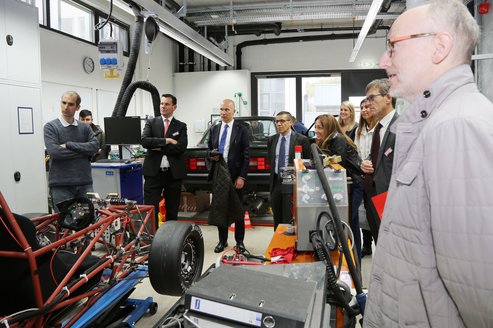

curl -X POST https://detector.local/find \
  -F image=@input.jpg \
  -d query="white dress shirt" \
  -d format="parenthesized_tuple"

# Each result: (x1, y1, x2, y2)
(219, 119, 234, 164)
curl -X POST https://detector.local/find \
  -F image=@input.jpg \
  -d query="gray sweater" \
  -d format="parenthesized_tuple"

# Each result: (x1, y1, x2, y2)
(44, 119, 99, 187)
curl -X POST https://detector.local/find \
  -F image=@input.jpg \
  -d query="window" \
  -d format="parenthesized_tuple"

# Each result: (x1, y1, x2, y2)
(98, 18, 129, 53)
(302, 75, 341, 126)
(257, 78, 296, 117)
(50, 0, 94, 42)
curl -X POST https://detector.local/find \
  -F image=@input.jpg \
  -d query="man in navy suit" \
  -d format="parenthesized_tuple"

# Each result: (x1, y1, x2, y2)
(208, 99, 250, 253)
(268, 111, 311, 230)
(141, 94, 188, 227)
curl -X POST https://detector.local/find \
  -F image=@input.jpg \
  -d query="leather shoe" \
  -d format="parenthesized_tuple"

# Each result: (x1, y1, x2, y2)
(235, 242, 246, 253)
(214, 242, 228, 253)
(361, 247, 372, 257)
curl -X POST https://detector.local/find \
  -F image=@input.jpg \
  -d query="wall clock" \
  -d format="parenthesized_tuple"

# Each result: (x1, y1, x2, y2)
(83, 56, 95, 74)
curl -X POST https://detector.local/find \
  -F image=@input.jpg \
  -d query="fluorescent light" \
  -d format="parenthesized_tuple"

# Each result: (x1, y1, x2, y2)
(349, 0, 384, 63)
(113, 0, 233, 66)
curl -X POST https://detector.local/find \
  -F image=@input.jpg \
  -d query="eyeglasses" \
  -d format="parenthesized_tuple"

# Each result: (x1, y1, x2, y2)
(386, 32, 436, 57)
(275, 119, 288, 124)
(365, 93, 386, 102)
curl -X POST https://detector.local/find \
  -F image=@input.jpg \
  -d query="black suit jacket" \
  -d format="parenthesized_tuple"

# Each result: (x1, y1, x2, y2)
(374, 111, 399, 194)
(207, 121, 250, 181)
(141, 116, 188, 179)
(267, 131, 311, 192)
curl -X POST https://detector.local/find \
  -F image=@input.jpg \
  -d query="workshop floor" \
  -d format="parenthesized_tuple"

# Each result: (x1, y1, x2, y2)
(133, 218, 374, 327)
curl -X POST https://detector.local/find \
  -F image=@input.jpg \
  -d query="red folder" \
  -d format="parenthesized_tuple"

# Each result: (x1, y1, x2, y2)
(371, 191, 388, 221)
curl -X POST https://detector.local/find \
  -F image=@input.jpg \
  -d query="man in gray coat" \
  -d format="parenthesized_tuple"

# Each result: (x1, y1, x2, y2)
(364, 1, 493, 327)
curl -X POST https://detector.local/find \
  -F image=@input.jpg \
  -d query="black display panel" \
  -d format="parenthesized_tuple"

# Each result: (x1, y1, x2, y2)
(104, 116, 141, 145)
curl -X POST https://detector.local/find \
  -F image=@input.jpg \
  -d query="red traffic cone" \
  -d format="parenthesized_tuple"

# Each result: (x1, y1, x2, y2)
(228, 222, 235, 232)
(244, 211, 253, 229)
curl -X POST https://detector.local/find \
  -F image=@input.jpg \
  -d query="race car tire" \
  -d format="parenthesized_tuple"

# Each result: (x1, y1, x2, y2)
(148, 221, 204, 295)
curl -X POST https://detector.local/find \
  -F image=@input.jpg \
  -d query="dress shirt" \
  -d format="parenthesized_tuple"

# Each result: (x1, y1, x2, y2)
(275, 130, 292, 174)
(377, 110, 396, 145)
(160, 115, 174, 168)
(59, 117, 79, 127)
(355, 124, 375, 160)
(219, 119, 234, 163)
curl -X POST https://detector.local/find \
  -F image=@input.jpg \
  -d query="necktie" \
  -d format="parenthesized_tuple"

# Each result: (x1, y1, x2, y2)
(164, 118, 169, 136)
(218, 124, 228, 154)
(277, 136, 286, 175)
(364, 123, 382, 192)
(370, 123, 383, 168)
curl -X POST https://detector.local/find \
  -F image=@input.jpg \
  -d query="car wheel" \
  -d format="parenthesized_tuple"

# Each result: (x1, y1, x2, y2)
(148, 221, 204, 295)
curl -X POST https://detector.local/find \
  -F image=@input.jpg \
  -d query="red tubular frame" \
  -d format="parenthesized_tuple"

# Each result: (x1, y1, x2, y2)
(0, 192, 155, 328)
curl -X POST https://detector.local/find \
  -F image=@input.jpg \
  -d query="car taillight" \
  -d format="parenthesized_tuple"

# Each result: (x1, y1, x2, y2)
(186, 158, 207, 171)
(249, 157, 270, 170)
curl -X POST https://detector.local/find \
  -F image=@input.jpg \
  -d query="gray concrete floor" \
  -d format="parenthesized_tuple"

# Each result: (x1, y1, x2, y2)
(132, 216, 374, 327)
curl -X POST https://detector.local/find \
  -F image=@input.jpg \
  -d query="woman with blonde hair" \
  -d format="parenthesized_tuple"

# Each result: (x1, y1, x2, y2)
(314, 114, 364, 262)
(338, 101, 358, 140)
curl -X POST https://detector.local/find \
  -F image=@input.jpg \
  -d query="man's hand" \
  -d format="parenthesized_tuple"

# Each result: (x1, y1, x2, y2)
(361, 159, 374, 174)
(61, 144, 66, 149)
(166, 138, 177, 145)
(234, 177, 245, 189)
(211, 155, 220, 161)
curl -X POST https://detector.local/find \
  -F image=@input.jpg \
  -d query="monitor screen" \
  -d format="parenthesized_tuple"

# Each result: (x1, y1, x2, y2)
(104, 116, 142, 145)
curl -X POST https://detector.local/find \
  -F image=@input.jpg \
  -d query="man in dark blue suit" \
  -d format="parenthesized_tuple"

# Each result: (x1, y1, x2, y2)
(141, 94, 188, 228)
(268, 111, 311, 230)
(208, 99, 250, 253)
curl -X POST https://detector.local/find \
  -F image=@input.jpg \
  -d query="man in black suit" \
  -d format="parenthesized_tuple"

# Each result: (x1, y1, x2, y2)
(141, 94, 188, 227)
(208, 98, 250, 253)
(268, 111, 311, 230)
(361, 79, 398, 244)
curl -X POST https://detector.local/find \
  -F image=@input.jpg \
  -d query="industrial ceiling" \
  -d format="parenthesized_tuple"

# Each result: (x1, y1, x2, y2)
(165, 0, 407, 40)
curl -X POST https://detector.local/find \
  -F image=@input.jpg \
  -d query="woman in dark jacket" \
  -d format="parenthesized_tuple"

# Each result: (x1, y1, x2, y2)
(314, 114, 364, 263)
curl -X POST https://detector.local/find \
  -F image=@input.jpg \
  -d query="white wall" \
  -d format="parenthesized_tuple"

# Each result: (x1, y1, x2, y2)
(174, 70, 251, 146)
(39, 12, 175, 127)
(230, 31, 387, 72)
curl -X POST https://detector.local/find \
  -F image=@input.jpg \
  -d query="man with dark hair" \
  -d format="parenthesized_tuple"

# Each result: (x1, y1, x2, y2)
(268, 111, 311, 230)
(360, 78, 398, 243)
(364, 1, 493, 327)
(141, 94, 188, 226)
(44, 91, 99, 212)
(79, 109, 109, 162)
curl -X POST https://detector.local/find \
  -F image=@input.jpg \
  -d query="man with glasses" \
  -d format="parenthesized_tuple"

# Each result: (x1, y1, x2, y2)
(44, 91, 99, 212)
(267, 111, 310, 230)
(364, 1, 493, 327)
(360, 78, 398, 244)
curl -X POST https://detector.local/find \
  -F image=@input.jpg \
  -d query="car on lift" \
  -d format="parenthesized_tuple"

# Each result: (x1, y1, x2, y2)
(183, 116, 278, 216)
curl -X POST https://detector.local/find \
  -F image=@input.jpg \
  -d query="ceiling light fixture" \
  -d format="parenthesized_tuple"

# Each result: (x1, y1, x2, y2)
(113, 0, 233, 67)
(348, 0, 384, 63)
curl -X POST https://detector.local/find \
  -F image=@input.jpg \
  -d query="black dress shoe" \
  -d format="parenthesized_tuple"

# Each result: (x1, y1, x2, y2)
(235, 242, 246, 253)
(361, 247, 372, 257)
(214, 242, 228, 253)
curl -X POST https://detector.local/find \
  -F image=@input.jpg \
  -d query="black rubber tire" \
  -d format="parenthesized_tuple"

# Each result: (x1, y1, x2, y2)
(148, 221, 204, 296)
(148, 302, 158, 315)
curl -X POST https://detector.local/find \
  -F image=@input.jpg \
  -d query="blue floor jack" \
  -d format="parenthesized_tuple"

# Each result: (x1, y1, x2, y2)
(65, 266, 157, 328)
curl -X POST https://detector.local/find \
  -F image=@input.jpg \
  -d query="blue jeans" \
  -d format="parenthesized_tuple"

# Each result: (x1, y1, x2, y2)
(50, 184, 93, 212)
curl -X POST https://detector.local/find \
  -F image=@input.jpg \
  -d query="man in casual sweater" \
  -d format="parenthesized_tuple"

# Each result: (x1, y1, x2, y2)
(44, 91, 99, 211)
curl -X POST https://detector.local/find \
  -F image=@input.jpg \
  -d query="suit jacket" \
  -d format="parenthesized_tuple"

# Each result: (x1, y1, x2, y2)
(141, 116, 188, 179)
(207, 121, 250, 181)
(267, 131, 311, 192)
(374, 111, 399, 194)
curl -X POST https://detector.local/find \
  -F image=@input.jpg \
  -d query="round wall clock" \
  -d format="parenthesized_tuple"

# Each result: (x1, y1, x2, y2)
(83, 56, 95, 74)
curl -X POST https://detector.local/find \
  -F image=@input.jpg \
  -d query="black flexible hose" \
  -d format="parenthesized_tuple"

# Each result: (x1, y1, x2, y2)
(310, 232, 358, 317)
(117, 80, 161, 118)
(310, 143, 364, 296)
(112, 9, 144, 117)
